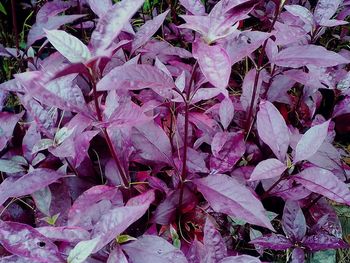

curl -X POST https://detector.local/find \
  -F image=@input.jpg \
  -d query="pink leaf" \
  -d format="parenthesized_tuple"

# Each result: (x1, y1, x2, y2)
(249, 158, 287, 181)
(0, 111, 24, 151)
(294, 120, 330, 163)
(179, 0, 206, 15)
(107, 246, 128, 263)
(36, 226, 90, 243)
(87, 0, 112, 17)
(193, 39, 231, 88)
(273, 45, 349, 68)
(257, 101, 290, 161)
(314, 0, 342, 25)
(294, 167, 350, 205)
(0, 221, 63, 262)
(194, 174, 274, 230)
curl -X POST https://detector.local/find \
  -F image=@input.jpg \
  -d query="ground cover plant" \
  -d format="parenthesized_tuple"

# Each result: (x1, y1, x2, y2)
(0, 0, 350, 262)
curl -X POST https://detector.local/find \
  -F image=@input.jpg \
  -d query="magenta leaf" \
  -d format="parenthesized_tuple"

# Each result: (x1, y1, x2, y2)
(0, 168, 65, 207)
(293, 120, 330, 163)
(97, 64, 175, 98)
(90, 0, 145, 55)
(131, 121, 173, 165)
(90, 190, 155, 252)
(304, 233, 349, 251)
(194, 174, 274, 230)
(257, 100, 290, 161)
(45, 29, 91, 63)
(210, 131, 245, 173)
(294, 167, 350, 205)
(0, 221, 64, 262)
(131, 10, 170, 53)
(282, 200, 306, 242)
(122, 235, 188, 263)
(273, 45, 349, 68)
(193, 38, 231, 88)
(0, 111, 24, 151)
(249, 158, 287, 181)
(218, 255, 262, 263)
(219, 97, 234, 130)
(250, 234, 293, 250)
(203, 217, 227, 262)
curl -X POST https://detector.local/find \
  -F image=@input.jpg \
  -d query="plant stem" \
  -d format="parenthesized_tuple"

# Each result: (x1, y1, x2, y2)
(178, 61, 198, 210)
(89, 70, 129, 187)
(11, 0, 19, 57)
(245, 6, 281, 136)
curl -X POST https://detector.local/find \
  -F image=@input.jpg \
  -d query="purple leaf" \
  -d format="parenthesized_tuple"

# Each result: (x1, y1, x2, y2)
(97, 64, 175, 98)
(186, 239, 206, 263)
(0, 111, 24, 151)
(122, 235, 188, 263)
(193, 39, 231, 88)
(294, 167, 350, 205)
(0, 159, 26, 174)
(179, 0, 205, 15)
(291, 248, 305, 263)
(194, 174, 274, 230)
(218, 255, 262, 263)
(282, 200, 306, 241)
(0, 255, 34, 263)
(210, 131, 245, 173)
(250, 234, 293, 250)
(131, 10, 170, 53)
(36, 226, 90, 243)
(314, 0, 342, 25)
(131, 121, 173, 165)
(257, 100, 290, 161)
(294, 120, 330, 163)
(240, 69, 264, 112)
(249, 158, 287, 181)
(219, 97, 234, 130)
(107, 246, 128, 263)
(90, 0, 145, 55)
(45, 29, 91, 63)
(0, 221, 63, 262)
(87, 0, 112, 17)
(273, 45, 349, 68)
(91, 190, 155, 252)
(203, 217, 227, 262)
(284, 5, 314, 32)
(303, 233, 349, 251)
(68, 185, 122, 230)
(0, 168, 65, 207)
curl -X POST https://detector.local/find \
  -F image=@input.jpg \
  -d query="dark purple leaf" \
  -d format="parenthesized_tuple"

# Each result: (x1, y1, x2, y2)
(0, 168, 65, 207)
(303, 233, 349, 251)
(122, 235, 188, 263)
(203, 217, 227, 262)
(194, 174, 274, 230)
(0, 221, 64, 262)
(294, 167, 350, 205)
(282, 200, 306, 241)
(250, 234, 293, 250)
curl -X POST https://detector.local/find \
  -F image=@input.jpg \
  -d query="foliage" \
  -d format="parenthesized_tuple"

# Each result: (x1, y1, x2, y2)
(0, 0, 350, 262)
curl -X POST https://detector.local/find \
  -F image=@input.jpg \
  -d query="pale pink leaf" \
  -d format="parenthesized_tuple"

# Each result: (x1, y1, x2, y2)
(219, 97, 234, 130)
(179, 0, 205, 15)
(249, 158, 287, 181)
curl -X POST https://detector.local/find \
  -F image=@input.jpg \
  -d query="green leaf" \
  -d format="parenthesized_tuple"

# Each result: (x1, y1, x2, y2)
(116, 235, 137, 244)
(68, 237, 100, 263)
(308, 250, 336, 263)
(0, 2, 7, 16)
